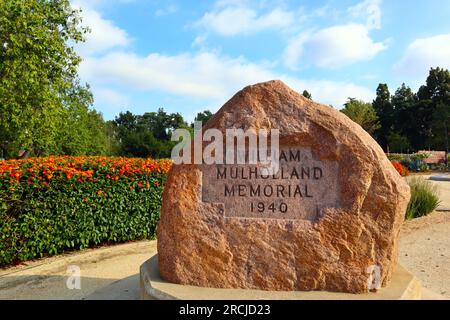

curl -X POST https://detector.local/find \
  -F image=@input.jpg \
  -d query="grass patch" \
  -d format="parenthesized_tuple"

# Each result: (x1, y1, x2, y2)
(405, 177, 441, 220)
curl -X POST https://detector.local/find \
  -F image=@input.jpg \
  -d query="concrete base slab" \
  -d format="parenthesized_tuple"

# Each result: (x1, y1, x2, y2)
(140, 254, 422, 300)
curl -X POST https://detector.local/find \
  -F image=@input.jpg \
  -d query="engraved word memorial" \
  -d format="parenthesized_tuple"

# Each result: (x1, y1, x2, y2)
(202, 147, 340, 220)
(157, 80, 410, 293)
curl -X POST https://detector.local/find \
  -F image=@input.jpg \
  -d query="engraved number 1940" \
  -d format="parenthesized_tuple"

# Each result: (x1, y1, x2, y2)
(250, 202, 288, 213)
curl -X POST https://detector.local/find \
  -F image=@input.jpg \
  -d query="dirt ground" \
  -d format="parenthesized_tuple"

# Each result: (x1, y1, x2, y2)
(400, 211, 450, 299)
(399, 174, 450, 298)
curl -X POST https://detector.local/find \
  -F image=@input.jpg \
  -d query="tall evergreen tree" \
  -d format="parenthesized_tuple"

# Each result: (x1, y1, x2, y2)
(418, 68, 450, 157)
(341, 98, 380, 135)
(372, 84, 393, 151)
(390, 83, 416, 150)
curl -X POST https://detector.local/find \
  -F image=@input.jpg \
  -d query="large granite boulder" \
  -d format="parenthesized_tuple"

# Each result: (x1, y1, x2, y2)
(157, 80, 410, 293)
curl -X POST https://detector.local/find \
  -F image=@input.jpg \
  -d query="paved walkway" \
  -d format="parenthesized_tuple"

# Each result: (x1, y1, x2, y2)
(0, 241, 155, 300)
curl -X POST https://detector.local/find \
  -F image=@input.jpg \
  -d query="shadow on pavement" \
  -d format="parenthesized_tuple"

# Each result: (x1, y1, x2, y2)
(0, 274, 140, 300)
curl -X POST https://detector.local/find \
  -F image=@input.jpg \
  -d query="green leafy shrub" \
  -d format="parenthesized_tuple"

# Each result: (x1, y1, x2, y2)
(0, 156, 171, 267)
(387, 153, 404, 161)
(405, 178, 441, 220)
(402, 158, 428, 172)
(429, 163, 450, 171)
(387, 153, 430, 172)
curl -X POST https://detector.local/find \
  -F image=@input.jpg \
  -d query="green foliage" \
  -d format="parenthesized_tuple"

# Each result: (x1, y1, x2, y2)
(121, 130, 168, 158)
(400, 158, 428, 172)
(387, 132, 410, 153)
(372, 83, 393, 149)
(56, 84, 110, 156)
(405, 178, 441, 220)
(429, 162, 450, 171)
(387, 153, 430, 171)
(341, 98, 380, 135)
(302, 90, 312, 100)
(387, 153, 404, 161)
(431, 102, 450, 153)
(111, 108, 189, 158)
(0, 0, 109, 159)
(410, 153, 430, 161)
(371, 68, 449, 153)
(194, 110, 214, 125)
(391, 84, 416, 146)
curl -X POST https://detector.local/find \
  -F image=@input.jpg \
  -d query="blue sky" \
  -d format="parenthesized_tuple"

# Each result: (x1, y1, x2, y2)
(72, 0, 450, 122)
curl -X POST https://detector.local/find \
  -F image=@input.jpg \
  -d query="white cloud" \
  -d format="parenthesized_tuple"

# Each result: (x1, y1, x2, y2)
(80, 51, 274, 99)
(285, 78, 374, 108)
(71, 0, 376, 115)
(94, 88, 130, 107)
(348, 0, 382, 30)
(73, 2, 130, 55)
(214, 0, 248, 7)
(194, 5, 295, 36)
(360, 73, 378, 80)
(192, 35, 207, 48)
(80, 50, 373, 109)
(155, 4, 178, 17)
(394, 34, 450, 79)
(283, 24, 387, 69)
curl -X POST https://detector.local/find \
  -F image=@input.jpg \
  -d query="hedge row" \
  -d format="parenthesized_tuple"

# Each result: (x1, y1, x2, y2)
(0, 156, 171, 267)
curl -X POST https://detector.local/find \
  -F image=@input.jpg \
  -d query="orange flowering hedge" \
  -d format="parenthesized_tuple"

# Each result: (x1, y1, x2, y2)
(0, 156, 171, 266)
(391, 161, 409, 177)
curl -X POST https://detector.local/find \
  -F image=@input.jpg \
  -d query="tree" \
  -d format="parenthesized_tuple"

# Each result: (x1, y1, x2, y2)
(372, 83, 393, 150)
(105, 120, 121, 156)
(302, 90, 312, 100)
(139, 108, 188, 141)
(418, 68, 450, 155)
(112, 109, 189, 158)
(431, 102, 450, 162)
(0, 0, 92, 158)
(121, 130, 166, 158)
(113, 111, 138, 141)
(417, 67, 450, 104)
(0, 0, 120, 159)
(194, 110, 213, 125)
(390, 83, 415, 150)
(387, 132, 410, 153)
(341, 98, 380, 136)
